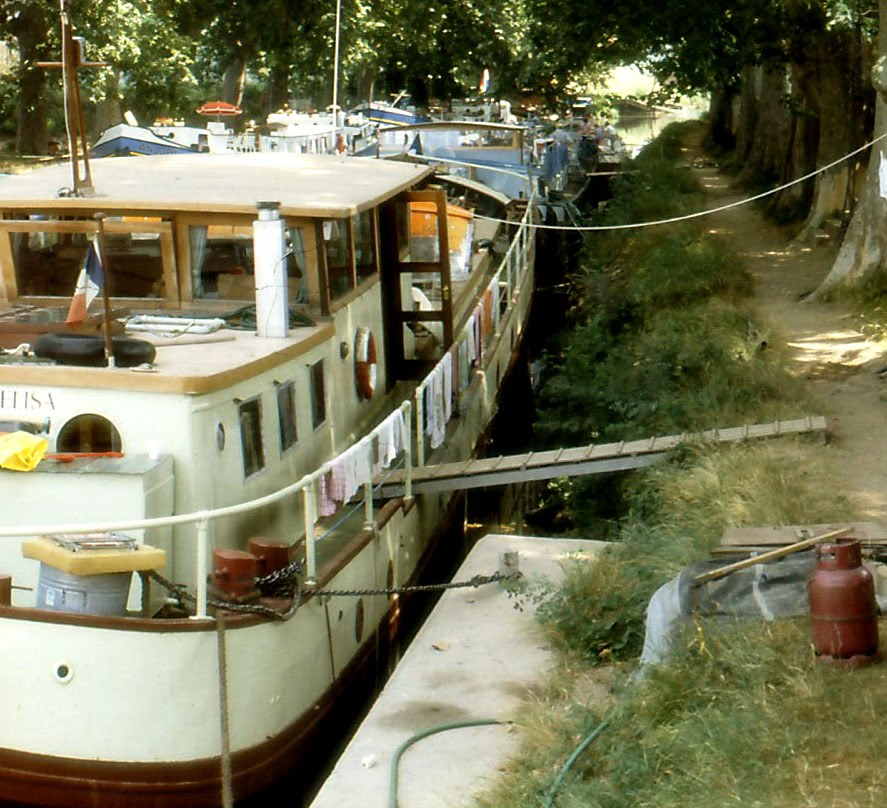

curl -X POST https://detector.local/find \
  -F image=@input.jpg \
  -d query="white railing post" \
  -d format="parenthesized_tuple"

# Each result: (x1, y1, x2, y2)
(303, 482, 317, 580)
(195, 517, 209, 619)
(363, 442, 374, 529)
(415, 388, 425, 467)
(402, 402, 413, 499)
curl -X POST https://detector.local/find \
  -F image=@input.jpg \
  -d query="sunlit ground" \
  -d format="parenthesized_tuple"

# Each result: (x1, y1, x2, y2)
(787, 329, 886, 367)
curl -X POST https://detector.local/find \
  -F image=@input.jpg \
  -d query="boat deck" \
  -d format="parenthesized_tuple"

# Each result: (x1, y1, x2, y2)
(0, 320, 334, 393)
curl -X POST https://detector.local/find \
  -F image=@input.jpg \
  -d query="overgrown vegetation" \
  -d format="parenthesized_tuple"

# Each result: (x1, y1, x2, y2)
(533, 121, 811, 531)
(476, 122, 877, 807)
(479, 618, 887, 808)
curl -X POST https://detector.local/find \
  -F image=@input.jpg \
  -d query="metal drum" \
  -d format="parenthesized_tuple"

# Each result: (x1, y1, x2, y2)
(808, 539, 879, 667)
(36, 564, 132, 616)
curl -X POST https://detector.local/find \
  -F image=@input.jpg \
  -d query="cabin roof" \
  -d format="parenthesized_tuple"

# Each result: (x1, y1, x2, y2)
(378, 120, 527, 134)
(0, 154, 434, 219)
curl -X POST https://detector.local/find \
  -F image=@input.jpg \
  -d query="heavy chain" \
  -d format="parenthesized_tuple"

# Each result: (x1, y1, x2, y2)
(305, 571, 518, 598)
(148, 567, 520, 622)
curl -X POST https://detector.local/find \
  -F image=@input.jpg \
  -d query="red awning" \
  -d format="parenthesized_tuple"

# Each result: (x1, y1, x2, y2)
(196, 101, 243, 116)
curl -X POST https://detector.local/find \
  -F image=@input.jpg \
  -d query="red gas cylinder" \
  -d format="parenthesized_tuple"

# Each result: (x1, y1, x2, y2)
(247, 538, 291, 577)
(212, 549, 259, 601)
(808, 539, 879, 667)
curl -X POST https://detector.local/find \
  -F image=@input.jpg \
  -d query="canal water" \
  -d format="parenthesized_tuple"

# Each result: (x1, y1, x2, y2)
(616, 109, 704, 155)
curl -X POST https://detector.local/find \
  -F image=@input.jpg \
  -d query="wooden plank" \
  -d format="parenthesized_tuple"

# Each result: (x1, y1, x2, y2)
(693, 527, 852, 586)
(721, 522, 887, 547)
(379, 416, 829, 495)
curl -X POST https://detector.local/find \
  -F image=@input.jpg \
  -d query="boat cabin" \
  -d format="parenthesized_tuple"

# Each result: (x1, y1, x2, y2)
(0, 152, 513, 601)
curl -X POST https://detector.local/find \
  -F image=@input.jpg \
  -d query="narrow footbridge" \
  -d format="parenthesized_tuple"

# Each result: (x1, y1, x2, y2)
(378, 416, 827, 497)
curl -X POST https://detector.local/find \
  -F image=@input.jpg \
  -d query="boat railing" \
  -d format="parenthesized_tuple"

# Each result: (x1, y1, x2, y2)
(413, 189, 536, 466)
(405, 153, 532, 197)
(0, 191, 536, 619)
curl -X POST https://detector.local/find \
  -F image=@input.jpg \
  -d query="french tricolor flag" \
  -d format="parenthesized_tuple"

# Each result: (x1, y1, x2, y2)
(479, 68, 490, 95)
(66, 238, 104, 325)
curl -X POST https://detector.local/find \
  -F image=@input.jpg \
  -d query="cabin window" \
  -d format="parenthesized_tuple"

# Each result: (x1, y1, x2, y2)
(188, 224, 308, 303)
(309, 360, 326, 429)
(190, 225, 254, 300)
(57, 414, 122, 454)
(286, 227, 309, 304)
(238, 397, 265, 477)
(353, 211, 377, 281)
(276, 380, 298, 452)
(322, 219, 355, 301)
(6, 219, 166, 299)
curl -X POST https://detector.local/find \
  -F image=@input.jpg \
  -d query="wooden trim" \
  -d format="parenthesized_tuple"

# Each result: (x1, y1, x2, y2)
(346, 215, 357, 289)
(0, 231, 17, 303)
(315, 220, 331, 316)
(173, 216, 193, 302)
(325, 272, 379, 315)
(0, 219, 172, 236)
(300, 221, 321, 308)
(159, 230, 179, 304)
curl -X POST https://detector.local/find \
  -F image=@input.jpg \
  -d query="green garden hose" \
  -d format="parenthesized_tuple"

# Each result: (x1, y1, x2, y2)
(542, 719, 610, 808)
(389, 718, 507, 808)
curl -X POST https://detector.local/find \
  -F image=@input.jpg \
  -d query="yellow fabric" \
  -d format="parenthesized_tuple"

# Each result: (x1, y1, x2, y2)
(0, 431, 48, 471)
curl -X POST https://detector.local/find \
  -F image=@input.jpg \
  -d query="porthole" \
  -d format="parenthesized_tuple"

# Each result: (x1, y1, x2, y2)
(54, 661, 74, 684)
(57, 414, 121, 454)
(216, 423, 226, 451)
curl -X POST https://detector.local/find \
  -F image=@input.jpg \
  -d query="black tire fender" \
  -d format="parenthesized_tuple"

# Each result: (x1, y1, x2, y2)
(34, 333, 156, 368)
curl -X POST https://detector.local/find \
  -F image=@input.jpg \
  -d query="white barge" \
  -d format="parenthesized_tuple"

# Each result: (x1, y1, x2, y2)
(0, 151, 536, 806)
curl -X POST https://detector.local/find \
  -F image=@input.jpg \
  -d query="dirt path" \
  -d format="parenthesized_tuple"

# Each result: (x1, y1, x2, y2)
(691, 161, 887, 521)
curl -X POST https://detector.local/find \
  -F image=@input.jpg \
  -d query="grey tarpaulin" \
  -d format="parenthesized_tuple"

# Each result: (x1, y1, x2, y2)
(640, 552, 820, 666)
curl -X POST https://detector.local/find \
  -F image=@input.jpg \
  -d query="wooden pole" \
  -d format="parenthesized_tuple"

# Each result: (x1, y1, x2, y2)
(36, 1, 108, 196)
(691, 526, 852, 587)
(94, 213, 115, 367)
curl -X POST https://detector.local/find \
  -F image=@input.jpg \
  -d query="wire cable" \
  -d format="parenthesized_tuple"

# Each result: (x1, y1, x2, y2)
(474, 132, 887, 233)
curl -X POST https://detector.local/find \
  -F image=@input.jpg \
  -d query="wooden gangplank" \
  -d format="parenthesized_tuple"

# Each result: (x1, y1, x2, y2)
(711, 521, 887, 555)
(378, 416, 828, 497)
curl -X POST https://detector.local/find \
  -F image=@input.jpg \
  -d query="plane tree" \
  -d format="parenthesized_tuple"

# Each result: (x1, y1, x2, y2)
(817, 0, 887, 294)
(2, 0, 55, 153)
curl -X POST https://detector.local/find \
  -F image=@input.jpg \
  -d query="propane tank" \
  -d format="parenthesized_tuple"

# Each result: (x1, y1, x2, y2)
(808, 539, 879, 667)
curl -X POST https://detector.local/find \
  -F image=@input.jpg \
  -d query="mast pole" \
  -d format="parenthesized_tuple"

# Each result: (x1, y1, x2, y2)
(94, 213, 115, 368)
(332, 0, 342, 137)
(36, 0, 108, 196)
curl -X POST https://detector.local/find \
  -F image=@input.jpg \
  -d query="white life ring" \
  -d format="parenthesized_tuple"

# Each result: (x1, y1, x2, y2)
(355, 327, 377, 400)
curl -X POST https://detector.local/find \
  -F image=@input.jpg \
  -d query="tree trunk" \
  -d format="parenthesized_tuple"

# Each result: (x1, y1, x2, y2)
(93, 72, 123, 135)
(796, 30, 860, 240)
(814, 0, 887, 297)
(12, 10, 53, 155)
(730, 65, 760, 171)
(263, 62, 291, 116)
(705, 86, 736, 152)
(222, 58, 247, 106)
(735, 63, 793, 187)
(766, 62, 817, 222)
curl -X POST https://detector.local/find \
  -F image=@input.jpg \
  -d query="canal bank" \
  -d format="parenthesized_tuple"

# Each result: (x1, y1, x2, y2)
(308, 534, 605, 808)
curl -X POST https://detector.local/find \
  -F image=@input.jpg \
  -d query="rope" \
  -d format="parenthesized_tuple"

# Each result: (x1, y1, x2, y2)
(475, 131, 887, 232)
(216, 613, 234, 808)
